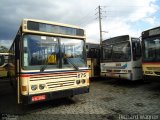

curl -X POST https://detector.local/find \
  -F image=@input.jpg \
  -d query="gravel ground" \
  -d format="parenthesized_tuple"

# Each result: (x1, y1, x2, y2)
(0, 78, 160, 120)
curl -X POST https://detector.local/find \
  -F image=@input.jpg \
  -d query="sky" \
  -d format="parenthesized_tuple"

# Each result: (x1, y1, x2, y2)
(0, 0, 160, 48)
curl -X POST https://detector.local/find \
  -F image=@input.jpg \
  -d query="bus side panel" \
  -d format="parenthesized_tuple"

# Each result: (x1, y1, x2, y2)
(100, 62, 133, 80)
(131, 59, 143, 80)
(87, 58, 93, 77)
(87, 58, 100, 78)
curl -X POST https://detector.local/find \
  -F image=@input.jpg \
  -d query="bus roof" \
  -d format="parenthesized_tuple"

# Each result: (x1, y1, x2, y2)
(142, 26, 160, 38)
(22, 19, 83, 30)
(102, 35, 130, 45)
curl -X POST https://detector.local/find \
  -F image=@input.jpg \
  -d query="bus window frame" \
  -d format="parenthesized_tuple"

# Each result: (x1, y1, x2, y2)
(21, 34, 87, 70)
(131, 38, 141, 61)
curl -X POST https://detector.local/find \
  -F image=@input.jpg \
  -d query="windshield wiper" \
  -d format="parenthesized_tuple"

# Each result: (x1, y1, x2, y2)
(40, 56, 80, 72)
(66, 58, 79, 71)
(40, 64, 47, 72)
(40, 58, 48, 72)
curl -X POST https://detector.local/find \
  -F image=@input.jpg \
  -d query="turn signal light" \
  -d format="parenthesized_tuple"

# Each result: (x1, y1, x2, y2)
(21, 86, 27, 92)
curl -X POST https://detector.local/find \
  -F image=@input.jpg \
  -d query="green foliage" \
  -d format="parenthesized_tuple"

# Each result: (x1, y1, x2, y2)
(0, 46, 8, 53)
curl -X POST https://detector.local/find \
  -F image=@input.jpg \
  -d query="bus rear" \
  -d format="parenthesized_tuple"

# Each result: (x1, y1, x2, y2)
(142, 26, 160, 79)
(100, 35, 142, 81)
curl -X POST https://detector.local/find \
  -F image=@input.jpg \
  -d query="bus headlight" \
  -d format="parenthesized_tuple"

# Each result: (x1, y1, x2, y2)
(81, 79, 85, 84)
(76, 80, 80, 84)
(39, 84, 45, 90)
(122, 70, 128, 73)
(31, 85, 38, 91)
(145, 71, 153, 74)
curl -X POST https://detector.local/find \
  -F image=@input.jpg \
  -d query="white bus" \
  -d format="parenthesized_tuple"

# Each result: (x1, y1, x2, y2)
(0, 53, 9, 78)
(8, 19, 90, 104)
(100, 35, 142, 81)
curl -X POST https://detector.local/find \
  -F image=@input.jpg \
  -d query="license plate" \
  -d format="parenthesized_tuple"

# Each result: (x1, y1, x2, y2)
(32, 95, 46, 102)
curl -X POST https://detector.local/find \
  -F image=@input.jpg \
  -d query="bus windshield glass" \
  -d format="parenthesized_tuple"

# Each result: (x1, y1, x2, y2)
(23, 34, 86, 70)
(102, 41, 131, 62)
(61, 38, 86, 69)
(143, 37, 160, 62)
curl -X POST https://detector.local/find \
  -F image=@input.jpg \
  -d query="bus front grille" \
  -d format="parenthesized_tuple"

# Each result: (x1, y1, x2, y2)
(46, 80, 75, 89)
(146, 67, 160, 71)
(106, 70, 112, 72)
(29, 74, 77, 81)
(113, 70, 121, 72)
(154, 72, 160, 75)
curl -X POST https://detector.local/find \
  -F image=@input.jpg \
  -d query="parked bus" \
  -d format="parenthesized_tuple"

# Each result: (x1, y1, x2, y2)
(0, 53, 9, 78)
(8, 19, 89, 104)
(86, 43, 100, 77)
(100, 35, 142, 81)
(142, 26, 160, 79)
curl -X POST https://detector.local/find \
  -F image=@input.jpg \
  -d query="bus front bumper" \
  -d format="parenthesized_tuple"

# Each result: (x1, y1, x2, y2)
(101, 72, 132, 80)
(21, 86, 89, 104)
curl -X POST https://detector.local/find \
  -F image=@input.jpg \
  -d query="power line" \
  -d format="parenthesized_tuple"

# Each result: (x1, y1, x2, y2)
(77, 10, 94, 23)
(73, 9, 96, 27)
(78, 15, 96, 26)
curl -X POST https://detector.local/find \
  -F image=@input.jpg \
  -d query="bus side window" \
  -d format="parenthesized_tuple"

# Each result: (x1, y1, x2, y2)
(132, 39, 141, 61)
(86, 45, 88, 51)
(88, 48, 95, 58)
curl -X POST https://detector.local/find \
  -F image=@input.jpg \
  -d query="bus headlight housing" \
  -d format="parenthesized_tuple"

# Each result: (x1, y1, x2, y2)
(145, 71, 153, 74)
(31, 85, 38, 91)
(81, 79, 85, 84)
(76, 80, 80, 84)
(39, 84, 45, 90)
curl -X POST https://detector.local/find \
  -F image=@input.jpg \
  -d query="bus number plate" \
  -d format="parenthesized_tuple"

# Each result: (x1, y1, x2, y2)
(32, 95, 46, 102)
(116, 63, 121, 67)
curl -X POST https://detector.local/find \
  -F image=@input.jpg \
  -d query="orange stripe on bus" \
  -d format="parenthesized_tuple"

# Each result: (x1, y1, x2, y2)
(142, 62, 160, 65)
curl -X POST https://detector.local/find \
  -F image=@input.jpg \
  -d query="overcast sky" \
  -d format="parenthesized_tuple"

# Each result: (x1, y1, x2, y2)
(0, 0, 160, 48)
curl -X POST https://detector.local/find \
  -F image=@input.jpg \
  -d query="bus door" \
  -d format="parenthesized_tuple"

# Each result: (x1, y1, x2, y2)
(131, 38, 142, 80)
(87, 47, 100, 77)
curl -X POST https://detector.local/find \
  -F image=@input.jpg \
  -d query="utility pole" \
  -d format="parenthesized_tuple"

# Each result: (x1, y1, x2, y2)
(98, 5, 103, 46)
(96, 5, 106, 46)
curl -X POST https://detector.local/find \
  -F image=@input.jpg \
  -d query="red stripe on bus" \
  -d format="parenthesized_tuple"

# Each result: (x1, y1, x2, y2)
(20, 74, 30, 77)
(19, 71, 89, 77)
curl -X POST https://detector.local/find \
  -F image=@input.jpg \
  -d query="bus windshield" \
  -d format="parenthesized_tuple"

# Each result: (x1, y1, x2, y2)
(23, 34, 86, 70)
(102, 41, 131, 62)
(143, 37, 160, 62)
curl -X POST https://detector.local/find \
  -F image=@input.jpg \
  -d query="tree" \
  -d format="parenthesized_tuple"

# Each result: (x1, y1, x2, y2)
(0, 46, 8, 53)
